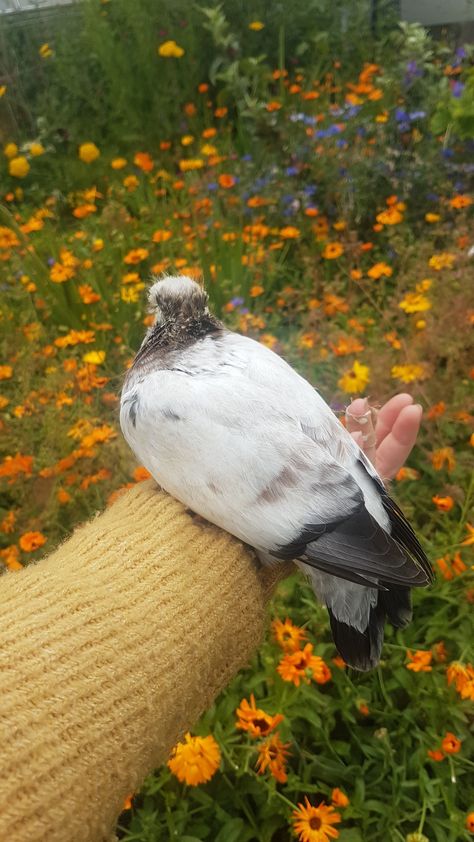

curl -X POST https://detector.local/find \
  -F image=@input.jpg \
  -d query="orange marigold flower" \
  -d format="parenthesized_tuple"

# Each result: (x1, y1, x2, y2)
(124, 248, 149, 265)
(367, 262, 393, 280)
(133, 466, 152, 482)
(428, 252, 455, 271)
(431, 447, 455, 471)
(427, 749, 444, 762)
(266, 100, 282, 112)
(134, 152, 154, 172)
(214, 107, 228, 118)
(330, 336, 364, 356)
(447, 662, 474, 700)
(250, 284, 264, 297)
(322, 242, 344, 259)
(78, 284, 100, 304)
(0, 453, 34, 479)
(167, 732, 220, 786)
(0, 544, 23, 571)
(19, 530, 46, 552)
(272, 617, 307, 652)
(292, 797, 341, 842)
(433, 641, 447, 663)
(427, 401, 446, 420)
(466, 812, 474, 833)
(218, 173, 235, 188)
(277, 643, 331, 687)
(279, 225, 300, 239)
(376, 207, 403, 225)
(331, 788, 349, 808)
(152, 229, 172, 243)
(57, 488, 71, 504)
(449, 195, 472, 209)
(441, 732, 461, 754)
(461, 523, 474, 546)
(432, 495, 454, 512)
(235, 694, 284, 738)
(0, 510, 15, 533)
(406, 649, 432, 672)
(324, 293, 348, 316)
(255, 733, 291, 784)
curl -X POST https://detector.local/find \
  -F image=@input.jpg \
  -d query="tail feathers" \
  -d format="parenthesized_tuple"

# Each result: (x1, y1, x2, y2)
(328, 585, 411, 671)
(329, 601, 385, 671)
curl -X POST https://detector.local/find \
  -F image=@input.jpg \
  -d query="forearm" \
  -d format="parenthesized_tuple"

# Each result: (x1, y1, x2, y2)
(0, 480, 288, 842)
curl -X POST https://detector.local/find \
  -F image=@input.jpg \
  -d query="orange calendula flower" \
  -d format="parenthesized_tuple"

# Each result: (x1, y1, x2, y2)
(432, 495, 454, 512)
(0, 453, 34, 479)
(0, 365, 13, 380)
(218, 173, 235, 188)
(447, 662, 474, 700)
(280, 226, 300, 239)
(19, 531, 47, 552)
(256, 733, 290, 783)
(466, 812, 474, 833)
(367, 262, 393, 280)
(406, 649, 432, 672)
(376, 207, 403, 225)
(449, 194, 472, 209)
(152, 229, 172, 243)
(292, 798, 341, 842)
(441, 732, 461, 754)
(322, 242, 344, 259)
(331, 788, 349, 808)
(124, 248, 149, 265)
(272, 617, 307, 652)
(427, 749, 444, 762)
(134, 151, 154, 172)
(235, 694, 284, 738)
(167, 732, 220, 785)
(277, 643, 331, 687)
(431, 447, 456, 471)
(266, 100, 282, 112)
(111, 157, 127, 169)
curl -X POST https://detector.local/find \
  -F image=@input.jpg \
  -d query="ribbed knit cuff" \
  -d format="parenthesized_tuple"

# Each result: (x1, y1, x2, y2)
(0, 481, 292, 842)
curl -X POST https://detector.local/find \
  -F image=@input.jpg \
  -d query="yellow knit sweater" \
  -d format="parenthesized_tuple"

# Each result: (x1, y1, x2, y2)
(0, 480, 291, 842)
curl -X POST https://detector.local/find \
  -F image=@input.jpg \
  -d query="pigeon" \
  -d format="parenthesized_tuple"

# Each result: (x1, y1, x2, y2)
(120, 275, 433, 671)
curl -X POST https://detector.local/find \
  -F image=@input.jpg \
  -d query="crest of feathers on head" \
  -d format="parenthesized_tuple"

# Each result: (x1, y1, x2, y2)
(147, 275, 209, 323)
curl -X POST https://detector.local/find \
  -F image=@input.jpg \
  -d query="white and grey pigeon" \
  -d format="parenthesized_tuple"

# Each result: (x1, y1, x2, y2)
(120, 275, 433, 671)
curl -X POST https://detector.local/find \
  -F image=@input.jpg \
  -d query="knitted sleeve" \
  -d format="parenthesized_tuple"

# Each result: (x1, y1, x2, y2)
(0, 480, 292, 842)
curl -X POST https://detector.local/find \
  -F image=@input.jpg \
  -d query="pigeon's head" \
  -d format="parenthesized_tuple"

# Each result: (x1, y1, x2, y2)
(147, 275, 209, 324)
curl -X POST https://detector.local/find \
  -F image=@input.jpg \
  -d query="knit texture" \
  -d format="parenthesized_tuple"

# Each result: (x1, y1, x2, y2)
(0, 480, 292, 842)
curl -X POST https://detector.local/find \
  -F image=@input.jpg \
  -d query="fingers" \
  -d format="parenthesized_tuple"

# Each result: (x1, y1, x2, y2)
(375, 393, 414, 446)
(375, 403, 423, 480)
(346, 398, 377, 466)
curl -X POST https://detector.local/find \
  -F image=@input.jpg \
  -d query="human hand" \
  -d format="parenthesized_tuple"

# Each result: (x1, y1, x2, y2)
(345, 394, 422, 481)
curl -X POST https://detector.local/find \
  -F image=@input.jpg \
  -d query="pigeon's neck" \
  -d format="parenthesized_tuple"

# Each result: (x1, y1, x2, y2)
(132, 312, 223, 370)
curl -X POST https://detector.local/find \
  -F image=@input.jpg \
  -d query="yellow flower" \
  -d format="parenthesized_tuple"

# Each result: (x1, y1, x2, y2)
(121, 285, 144, 303)
(82, 351, 106, 365)
(428, 252, 455, 271)
(111, 157, 127, 169)
(167, 732, 220, 785)
(158, 40, 185, 58)
(201, 143, 217, 156)
(399, 292, 431, 313)
(8, 156, 30, 178)
(0, 365, 13, 380)
(338, 360, 370, 394)
(249, 20, 264, 30)
(0, 86, 6, 97)
(123, 174, 139, 191)
(4, 142, 18, 158)
(179, 158, 204, 172)
(425, 212, 441, 223)
(39, 43, 53, 58)
(124, 248, 149, 264)
(181, 135, 194, 146)
(29, 142, 45, 157)
(376, 207, 403, 225)
(391, 363, 427, 383)
(78, 142, 100, 163)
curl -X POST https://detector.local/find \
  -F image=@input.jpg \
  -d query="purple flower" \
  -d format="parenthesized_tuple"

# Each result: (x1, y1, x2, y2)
(451, 81, 465, 98)
(230, 296, 244, 307)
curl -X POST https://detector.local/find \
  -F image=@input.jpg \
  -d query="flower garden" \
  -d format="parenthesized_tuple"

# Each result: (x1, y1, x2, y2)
(0, 1, 473, 840)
